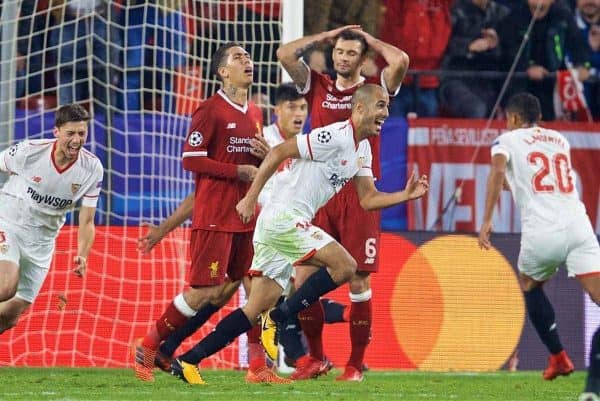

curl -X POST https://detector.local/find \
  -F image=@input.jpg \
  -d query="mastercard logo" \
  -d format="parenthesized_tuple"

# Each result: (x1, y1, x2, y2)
(386, 234, 525, 371)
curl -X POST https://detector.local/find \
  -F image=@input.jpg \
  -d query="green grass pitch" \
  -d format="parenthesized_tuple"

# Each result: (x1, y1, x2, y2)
(0, 368, 585, 401)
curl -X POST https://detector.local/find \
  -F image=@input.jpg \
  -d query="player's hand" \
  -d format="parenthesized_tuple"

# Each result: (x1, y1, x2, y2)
(236, 196, 256, 224)
(468, 38, 490, 53)
(478, 221, 493, 250)
(73, 256, 87, 277)
(527, 65, 549, 81)
(322, 25, 362, 42)
(481, 29, 499, 49)
(404, 171, 429, 200)
(137, 222, 166, 254)
(250, 134, 270, 159)
(237, 164, 259, 182)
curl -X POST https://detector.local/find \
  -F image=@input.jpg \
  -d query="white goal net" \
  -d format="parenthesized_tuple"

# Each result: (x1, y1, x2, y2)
(0, 0, 285, 368)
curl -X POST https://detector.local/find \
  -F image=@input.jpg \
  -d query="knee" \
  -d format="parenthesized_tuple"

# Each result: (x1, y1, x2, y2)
(212, 281, 241, 307)
(332, 256, 357, 284)
(349, 273, 370, 294)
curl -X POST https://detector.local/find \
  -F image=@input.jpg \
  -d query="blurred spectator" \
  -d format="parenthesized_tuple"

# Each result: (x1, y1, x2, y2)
(440, 0, 510, 118)
(49, 0, 122, 115)
(122, 1, 187, 112)
(16, 0, 51, 100)
(304, 0, 380, 37)
(574, 0, 600, 118)
(499, 0, 590, 120)
(378, 0, 452, 117)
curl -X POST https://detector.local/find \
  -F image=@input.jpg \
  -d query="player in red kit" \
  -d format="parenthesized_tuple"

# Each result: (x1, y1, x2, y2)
(276, 27, 409, 381)
(134, 42, 269, 383)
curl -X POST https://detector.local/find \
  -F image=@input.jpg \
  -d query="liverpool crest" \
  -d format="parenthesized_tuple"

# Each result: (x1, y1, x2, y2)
(71, 183, 81, 194)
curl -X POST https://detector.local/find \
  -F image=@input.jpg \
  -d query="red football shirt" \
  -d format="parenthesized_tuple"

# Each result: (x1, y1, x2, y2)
(182, 90, 263, 232)
(301, 69, 384, 178)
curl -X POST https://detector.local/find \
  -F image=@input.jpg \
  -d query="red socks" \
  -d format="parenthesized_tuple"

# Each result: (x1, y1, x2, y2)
(298, 301, 325, 360)
(247, 324, 266, 369)
(348, 299, 372, 371)
(142, 301, 189, 349)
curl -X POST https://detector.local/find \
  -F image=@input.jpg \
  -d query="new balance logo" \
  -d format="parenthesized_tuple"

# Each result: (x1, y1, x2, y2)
(364, 257, 375, 264)
(226, 122, 237, 129)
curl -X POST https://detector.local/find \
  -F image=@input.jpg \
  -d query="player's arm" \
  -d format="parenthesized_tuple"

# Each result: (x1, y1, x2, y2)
(73, 205, 96, 277)
(478, 154, 507, 250)
(138, 193, 194, 254)
(355, 29, 409, 93)
(276, 24, 361, 88)
(236, 138, 301, 223)
(354, 171, 428, 211)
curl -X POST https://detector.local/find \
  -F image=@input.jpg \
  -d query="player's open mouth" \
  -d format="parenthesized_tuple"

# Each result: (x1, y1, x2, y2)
(244, 67, 253, 76)
(374, 119, 384, 128)
(293, 118, 303, 127)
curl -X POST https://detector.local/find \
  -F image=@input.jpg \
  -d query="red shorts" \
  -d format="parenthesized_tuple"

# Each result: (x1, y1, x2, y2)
(189, 229, 254, 286)
(313, 183, 381, 272)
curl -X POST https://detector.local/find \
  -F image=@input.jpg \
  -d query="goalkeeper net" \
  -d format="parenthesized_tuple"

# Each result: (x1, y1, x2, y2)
(0, 0, 285, 367)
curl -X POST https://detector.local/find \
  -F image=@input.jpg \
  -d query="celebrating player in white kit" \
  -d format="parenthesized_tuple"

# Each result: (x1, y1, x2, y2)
(163, 84, 428, 385)
(478, 93, 600, 398)
(0, 104, 104, 334)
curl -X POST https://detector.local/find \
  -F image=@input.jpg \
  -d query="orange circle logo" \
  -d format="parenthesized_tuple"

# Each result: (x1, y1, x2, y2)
(391, 235, 525, 371)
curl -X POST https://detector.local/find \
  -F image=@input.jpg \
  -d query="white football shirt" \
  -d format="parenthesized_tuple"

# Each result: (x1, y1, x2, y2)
(258, 123, 295, 207)
(491, 126, 586, 231)
(0, 139, 104, 240)
(264, 119, 373, 222)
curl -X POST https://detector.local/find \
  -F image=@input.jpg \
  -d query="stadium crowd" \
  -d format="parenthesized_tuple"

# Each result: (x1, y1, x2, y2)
(10, 0, 600, 120)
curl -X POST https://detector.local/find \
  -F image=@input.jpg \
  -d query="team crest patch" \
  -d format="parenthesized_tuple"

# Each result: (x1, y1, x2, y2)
(208, 261, 219, 278)
(0, 244, 8, 255)
(188, 131, 203, 147)
(317, 130, 332, 144)
(71, 183, 81, 194)
(8, 144, 18, 157)
(311, 231, 323, 241)
(357, 157, 366, 168)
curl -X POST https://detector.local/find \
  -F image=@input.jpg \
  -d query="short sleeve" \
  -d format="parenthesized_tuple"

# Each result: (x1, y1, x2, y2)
(0, 141, 29, 175)
(182, 103, 216, 159)
(356, 140, 373, 177)
(81, 160, 104, 208)
(491, 135, 511, 162)
(296, 128, 342, 162)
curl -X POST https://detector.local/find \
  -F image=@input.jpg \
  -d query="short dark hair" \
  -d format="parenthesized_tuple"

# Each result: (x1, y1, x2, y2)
(274, 83, 304, 105)
(55, 104, 90, 128)
(505, 93, 542, 124)
(334, 29, 369, 56)
(210, 42, 244, 82)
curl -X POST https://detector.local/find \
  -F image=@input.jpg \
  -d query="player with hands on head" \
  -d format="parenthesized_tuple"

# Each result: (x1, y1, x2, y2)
(276, 24, 409, 381)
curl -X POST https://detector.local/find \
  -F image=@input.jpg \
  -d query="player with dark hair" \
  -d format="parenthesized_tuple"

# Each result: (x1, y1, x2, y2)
(276, 25, 409, 381)
(133, 42, 270, 383)
(0, 103, 103, 334)
(478, 93, 600, 398)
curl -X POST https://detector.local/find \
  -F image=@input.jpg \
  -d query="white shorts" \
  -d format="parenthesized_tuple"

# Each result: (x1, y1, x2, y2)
(519, 213, 600, 281)
(0, 222, 54, 303)
(250, 210, 335, 289)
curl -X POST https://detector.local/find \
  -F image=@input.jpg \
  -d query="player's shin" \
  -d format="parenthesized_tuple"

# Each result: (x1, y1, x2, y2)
(159, 302, 220, 358)
(271, 268, 338, 323)
(178, 308, 253, 365)
(143, 293, 195, 350)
